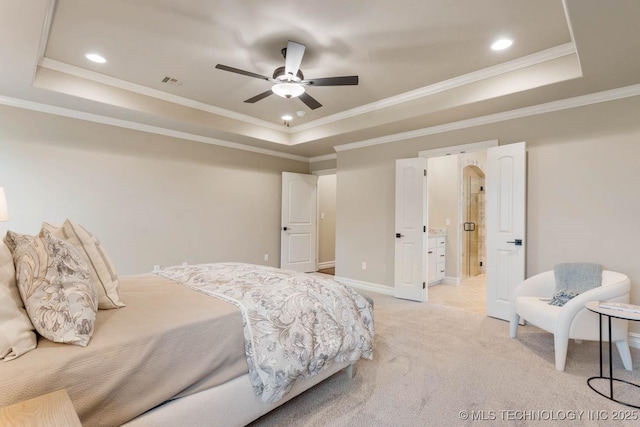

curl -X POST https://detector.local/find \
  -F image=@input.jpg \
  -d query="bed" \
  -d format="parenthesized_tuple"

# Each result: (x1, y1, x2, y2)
(0, 258, 374, 426)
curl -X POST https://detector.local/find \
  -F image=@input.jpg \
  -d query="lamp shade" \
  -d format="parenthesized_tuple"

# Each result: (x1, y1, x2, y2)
(0, 187, 8, 221)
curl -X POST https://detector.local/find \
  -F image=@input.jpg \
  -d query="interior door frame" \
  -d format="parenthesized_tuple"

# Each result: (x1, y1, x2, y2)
(312, 168, 337, 272)
(419, 139, 499, 286)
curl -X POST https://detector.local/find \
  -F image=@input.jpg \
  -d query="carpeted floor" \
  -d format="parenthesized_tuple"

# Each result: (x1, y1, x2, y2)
(249, 291, 640, 426)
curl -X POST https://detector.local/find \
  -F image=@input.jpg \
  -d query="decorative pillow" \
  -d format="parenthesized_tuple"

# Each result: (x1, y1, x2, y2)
(9, 229, 98, 346)
(0, 240, 37, 360)
(550, 263, 603, 307)
(42, 220, 124, 309)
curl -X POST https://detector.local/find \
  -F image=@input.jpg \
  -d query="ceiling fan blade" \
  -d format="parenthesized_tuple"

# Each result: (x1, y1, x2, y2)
(244, 90, 273, 103)
(304, 76, 359, 86)
(284, 41, 305, 79)
(298, 92, 322, 110)
(215, 64, 270, 81)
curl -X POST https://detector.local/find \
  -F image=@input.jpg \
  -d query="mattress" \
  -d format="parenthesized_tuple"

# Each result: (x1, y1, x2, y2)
(0, 274, 248, 427)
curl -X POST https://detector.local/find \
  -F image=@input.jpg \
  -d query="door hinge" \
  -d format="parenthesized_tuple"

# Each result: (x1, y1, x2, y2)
(424, 169, 427, 176)
(423, 226, 426, 232)
(423, 282, 426, 289)
(479, 261, 483, 267)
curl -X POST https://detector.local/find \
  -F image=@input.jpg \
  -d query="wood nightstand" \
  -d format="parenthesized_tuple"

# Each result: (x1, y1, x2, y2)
(0, 389, 81, 427)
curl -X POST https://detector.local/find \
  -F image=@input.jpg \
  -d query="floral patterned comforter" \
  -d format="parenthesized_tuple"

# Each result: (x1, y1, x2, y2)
(156, 262, 374, 402)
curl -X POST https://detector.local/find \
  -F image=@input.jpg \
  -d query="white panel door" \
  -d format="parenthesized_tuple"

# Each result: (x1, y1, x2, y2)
(394, 158, 427, 302)
(281, 172, 318, 272)
(486, 142, 526, 320)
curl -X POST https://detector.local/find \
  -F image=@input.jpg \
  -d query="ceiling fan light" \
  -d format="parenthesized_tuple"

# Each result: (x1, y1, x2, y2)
(271, 82, 305, 98)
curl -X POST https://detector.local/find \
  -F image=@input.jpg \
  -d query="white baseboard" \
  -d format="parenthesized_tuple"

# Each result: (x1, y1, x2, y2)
(317, 261, 335, 270)
(443, 276, 461, 285)
(334, 276, 394, 296)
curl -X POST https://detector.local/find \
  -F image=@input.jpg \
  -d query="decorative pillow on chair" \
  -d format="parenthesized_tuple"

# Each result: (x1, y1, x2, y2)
(550, 262, 602, 307)
(42, 220, 124, 309)
(7, 229, 98, 346)
(0, 241, 37, 360)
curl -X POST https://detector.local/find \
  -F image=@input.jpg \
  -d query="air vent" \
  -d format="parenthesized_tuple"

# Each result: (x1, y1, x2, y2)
(161, 76, 186, 86)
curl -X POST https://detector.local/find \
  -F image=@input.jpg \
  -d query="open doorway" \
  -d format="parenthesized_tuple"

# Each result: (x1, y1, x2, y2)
(422, 143, 492, 314)
(316, 172, 336, 275)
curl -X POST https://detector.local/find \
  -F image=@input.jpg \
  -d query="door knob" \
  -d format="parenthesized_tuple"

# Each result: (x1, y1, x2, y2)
(395, 233, 404, 238)
(507, 239, 523, 246)
(282, 226, 288, 231)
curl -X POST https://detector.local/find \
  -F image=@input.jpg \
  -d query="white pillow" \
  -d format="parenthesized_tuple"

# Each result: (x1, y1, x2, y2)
(43, 220, 124, 309)
(0, 240, 37, 361)
(8, 229, 98, 347)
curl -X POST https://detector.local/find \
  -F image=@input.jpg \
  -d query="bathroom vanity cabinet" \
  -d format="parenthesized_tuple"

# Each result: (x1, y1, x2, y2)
(428, 236, 446, 284)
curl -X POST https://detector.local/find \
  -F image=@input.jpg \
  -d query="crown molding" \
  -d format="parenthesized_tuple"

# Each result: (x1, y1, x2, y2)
(0, 95, 308, 162)
(38, 42, 576, 141)
(291, 43, 577, 133)
(309, 153, 337, 163)
(334, 83, 640, 152)
(38, 58, 289, 135)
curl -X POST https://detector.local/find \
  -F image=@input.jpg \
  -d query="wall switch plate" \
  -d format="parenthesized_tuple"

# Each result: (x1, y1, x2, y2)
(362, 262, 367, 270)
(321, 212, 325, 220)
(445, 218, 451, 226)
(264, 254, 269, 262)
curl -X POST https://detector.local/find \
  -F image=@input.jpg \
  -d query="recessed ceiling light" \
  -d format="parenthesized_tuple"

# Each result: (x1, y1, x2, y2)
(281, 114, 293, 121)
(491, 38, 513, 51)
(85, 53, 106, 63)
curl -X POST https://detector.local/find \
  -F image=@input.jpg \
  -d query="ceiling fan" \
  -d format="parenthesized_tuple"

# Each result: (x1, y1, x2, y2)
(215, 40, 358, 110)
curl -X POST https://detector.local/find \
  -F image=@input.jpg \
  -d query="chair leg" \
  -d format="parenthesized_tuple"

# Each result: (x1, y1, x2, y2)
(509, 313, 519, 338)
(554, 334, 568, 371)
(615, 340, 633, 371)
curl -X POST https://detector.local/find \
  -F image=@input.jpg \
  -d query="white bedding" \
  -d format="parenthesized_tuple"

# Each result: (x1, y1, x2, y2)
(157, 262, 375, 403)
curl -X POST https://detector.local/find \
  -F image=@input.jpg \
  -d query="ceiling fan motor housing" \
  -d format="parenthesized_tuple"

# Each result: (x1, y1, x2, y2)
(273, 66, 304, 82)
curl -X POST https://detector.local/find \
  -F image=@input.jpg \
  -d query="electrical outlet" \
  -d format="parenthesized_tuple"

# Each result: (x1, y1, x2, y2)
(153, 265, 160, 272)
(182, 261, 188, 266)
(362, 262, 367, 270)
(264, 254, 269, 262)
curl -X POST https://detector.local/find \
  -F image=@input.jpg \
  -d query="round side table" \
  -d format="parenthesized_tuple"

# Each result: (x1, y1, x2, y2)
(585, 300, 640, 409)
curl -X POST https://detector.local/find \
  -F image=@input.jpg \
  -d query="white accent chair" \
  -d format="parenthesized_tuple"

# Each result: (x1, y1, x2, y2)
(510, 270, 633, 371)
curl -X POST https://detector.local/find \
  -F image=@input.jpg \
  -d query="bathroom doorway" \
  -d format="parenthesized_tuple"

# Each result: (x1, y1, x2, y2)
(422, 141, 491, 314)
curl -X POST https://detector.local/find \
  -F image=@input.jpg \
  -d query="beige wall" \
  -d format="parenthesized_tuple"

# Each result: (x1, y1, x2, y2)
(0, 105, 308, 274)
(317, 174, 336, 265)
(335, 95, 640, 326)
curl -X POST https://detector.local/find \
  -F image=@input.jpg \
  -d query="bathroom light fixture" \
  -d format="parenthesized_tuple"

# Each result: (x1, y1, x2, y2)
(281, 114, 293, 121)
(491, 38, 513, 51)
(85, 53, 106, 63)
(271, 82, 305, 99)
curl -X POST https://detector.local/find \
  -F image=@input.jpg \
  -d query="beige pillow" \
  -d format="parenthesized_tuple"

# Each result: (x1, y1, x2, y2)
(8, 229, 98, 346)
(0, 240, 37, 361)
(42, 220, 124, 309)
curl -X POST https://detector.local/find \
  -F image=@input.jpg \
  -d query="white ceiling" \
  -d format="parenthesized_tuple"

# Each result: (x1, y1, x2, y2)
(1, 0, 640, 159)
